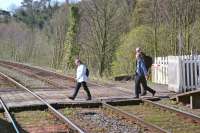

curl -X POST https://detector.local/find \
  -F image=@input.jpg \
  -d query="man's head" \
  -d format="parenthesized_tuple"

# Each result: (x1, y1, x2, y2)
(136, 47, 141, 53)
(75, 58, 81, 66)
(136, 52, 141, 60)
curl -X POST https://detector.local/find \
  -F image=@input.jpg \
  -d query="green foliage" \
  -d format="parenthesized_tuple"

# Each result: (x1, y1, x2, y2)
(65, 4, 80, 69)
(0, 1, 67, 69)
(132, 0, 153, 27)
(14, 0, 59, 29)
(112, 25, 153, 76)
(49, 5, 69, 69)
(190, 19, 200, 53)
(156, 25, 172, 56)
(1, 0, 200, 79)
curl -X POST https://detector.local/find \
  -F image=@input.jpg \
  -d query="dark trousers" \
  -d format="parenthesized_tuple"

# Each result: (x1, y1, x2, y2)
(135, 75, 155, 97)
(72, 81, 91, 98)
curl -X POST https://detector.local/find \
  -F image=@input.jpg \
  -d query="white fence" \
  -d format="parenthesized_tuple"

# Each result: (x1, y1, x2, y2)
(181, 55, 200, 92)
(152, 55, 200, 92)
(152, 57, 168, 84)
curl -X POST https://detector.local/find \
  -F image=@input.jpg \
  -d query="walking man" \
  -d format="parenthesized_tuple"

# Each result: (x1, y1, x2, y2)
(134, 52, 156, 98)
(68, 59, 92, 100)
(135, 47, 146, 96)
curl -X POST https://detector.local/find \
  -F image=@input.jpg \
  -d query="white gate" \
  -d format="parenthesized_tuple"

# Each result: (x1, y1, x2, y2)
(181, 55, 200, 92)
(152, 55, 200, 92)
(152, 57, 168, 84)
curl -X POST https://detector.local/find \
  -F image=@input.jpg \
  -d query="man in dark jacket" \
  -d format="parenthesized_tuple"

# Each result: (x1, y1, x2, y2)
(135, 48, 146, 96)
(134, 52, 156, 98)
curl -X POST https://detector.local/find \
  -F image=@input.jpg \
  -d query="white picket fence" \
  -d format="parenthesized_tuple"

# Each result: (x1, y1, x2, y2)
(152, 57, 168, 84)
(152, 55, 200, 92)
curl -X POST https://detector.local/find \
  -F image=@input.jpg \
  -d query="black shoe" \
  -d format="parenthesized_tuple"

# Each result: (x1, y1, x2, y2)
(68, 96, 75, 100)
(86, 97, 92, 100)
(152, 91, 156, 97)
(133, 96, 139, 99)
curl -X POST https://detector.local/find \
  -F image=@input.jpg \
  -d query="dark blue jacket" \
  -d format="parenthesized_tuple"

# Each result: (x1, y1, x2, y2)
(136, 58, 148, 77)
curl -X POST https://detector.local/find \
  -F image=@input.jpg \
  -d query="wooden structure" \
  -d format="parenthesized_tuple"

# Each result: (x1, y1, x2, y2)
(171, 90, 200, 109)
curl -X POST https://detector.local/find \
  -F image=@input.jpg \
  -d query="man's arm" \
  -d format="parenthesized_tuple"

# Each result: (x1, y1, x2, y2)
(141, 60, 148, 78)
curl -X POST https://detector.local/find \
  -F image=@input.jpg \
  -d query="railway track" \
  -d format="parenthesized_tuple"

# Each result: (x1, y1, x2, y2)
(59, 103, 169, 133)
(0, 97, 19, 133)
(0, 62, 72, 104)
(0, 60, 133, 99)
(0, 63, 168, 132)
(156, 98, 200, 117)
(0, 72, 85, 133)
(0, 63, 170, 133)
(0, 60, 74, 89)
(107, 99, 200, 133)
(1, 60, 200, 132)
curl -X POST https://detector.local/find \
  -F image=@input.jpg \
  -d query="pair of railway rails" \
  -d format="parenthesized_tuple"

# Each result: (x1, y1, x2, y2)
(0, 60, 200, 133)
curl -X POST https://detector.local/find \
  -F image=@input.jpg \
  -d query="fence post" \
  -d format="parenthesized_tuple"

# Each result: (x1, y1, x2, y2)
(168, 56, 183, 92)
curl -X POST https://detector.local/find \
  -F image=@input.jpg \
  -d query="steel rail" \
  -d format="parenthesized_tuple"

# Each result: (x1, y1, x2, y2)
(0, 60, 115, 89)
(0, 97, 20, 133)
(0, 60, 97, 86)
(102, 102, 170, 133)
(0, 62, 68, 89)
(0, 60, 75, 82)
(0, 71, 86, 133)
(143, 99, 200, 123)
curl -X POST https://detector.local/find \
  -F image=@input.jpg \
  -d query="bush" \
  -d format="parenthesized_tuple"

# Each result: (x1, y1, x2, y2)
(112, 25, 153, 76)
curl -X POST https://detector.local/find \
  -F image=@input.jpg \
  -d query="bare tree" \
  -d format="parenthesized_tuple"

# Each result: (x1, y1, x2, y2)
(50, 4, 70, 69)
(79, 0, 127, 76)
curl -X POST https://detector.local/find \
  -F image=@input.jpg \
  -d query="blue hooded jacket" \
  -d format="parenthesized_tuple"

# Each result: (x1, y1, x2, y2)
(136, 57, 148, 77)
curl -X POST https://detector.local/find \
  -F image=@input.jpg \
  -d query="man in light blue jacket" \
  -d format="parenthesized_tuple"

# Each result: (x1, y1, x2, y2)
(69, 59, 92, 100)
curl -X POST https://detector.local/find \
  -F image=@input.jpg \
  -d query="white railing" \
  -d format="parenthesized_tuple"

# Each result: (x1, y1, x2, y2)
(181, 56, 200, 92)
(152, 55, 200, 92)
(152, 57, 168, 85)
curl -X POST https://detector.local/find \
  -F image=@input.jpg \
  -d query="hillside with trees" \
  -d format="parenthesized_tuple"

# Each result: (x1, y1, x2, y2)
(0, 0, 200, 77)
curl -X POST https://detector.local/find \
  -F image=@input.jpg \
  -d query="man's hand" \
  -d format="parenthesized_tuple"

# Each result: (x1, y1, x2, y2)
(145, 75, 148, 80)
